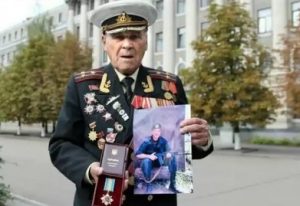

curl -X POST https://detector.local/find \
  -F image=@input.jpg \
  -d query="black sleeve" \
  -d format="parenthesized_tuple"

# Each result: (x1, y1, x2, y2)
(48, 76, 97, 187)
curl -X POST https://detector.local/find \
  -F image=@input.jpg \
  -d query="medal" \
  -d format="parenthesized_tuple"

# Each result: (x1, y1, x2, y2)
(114, 122, 123, 132)
(84, 105, 94, 115)
(89, 131, 97, 141)
(84, 93, 97, 104)
(106, 132, 117, 143)
(96, 104, 105, 113)
(97, 138, 106, 150)
(164, 92, 173, 100)
(103, 112, 112, 121)
(88, 122, 97, 141)
(101, 178, 115, 206)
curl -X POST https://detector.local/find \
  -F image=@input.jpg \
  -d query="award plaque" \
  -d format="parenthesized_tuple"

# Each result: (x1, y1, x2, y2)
(92, 144, 128, 206)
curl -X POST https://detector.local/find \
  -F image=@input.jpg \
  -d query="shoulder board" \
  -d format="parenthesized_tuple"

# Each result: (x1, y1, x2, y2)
(74, 68, 105, 83)
(147, 69, 177, 82)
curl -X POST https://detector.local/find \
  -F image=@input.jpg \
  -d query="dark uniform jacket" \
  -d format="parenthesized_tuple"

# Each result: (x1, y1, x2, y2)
(49, 64, 213, 206)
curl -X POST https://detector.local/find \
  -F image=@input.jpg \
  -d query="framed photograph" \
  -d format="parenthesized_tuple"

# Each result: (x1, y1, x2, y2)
(133, 104, 193, 194)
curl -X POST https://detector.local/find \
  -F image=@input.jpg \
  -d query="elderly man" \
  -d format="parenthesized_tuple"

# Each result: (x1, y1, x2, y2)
(49, 1, 213, 206)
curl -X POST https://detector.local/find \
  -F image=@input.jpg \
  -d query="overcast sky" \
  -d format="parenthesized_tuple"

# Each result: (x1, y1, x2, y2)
(0, 0, 65, 32)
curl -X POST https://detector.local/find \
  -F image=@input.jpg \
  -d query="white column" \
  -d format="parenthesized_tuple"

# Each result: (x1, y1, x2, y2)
(269, 0, 289, 128)
(272, 0, 287, 68)
(163, 0, 175, 73)
(143, 26, 154, 68)
(80, 0, 88, 43)
(92, 0, 101, 68)
(67, 1, 75, 33)
(185, 0, 198, 67)
(143, 0, 154, 68)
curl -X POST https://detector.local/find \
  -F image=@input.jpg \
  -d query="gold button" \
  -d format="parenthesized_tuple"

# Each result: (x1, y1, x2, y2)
(147, 195, 153, 201)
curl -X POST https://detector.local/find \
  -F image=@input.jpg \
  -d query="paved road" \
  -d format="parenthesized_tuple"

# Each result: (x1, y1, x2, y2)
(1, 134, 300, 206)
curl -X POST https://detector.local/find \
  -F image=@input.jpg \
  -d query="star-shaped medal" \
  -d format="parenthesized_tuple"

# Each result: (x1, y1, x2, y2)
(103, 112, 112, 121)
(101, 193, 113, 206)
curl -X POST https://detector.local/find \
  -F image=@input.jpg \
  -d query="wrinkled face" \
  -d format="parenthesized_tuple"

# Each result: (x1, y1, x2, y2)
(151, 128, 161, 141)
(102, 30, 148, 75)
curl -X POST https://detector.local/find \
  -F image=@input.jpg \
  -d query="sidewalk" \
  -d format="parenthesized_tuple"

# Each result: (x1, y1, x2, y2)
(5, 194, 48, 206)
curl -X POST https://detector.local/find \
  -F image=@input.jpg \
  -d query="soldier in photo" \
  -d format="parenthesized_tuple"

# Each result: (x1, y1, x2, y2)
(49, 0, 213, 206)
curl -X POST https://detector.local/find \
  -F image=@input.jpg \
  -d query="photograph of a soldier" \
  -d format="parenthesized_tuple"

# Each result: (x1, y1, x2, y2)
(133, 105, 192, 194)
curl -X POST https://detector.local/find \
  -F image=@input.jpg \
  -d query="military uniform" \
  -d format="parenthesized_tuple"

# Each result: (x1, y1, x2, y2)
(49, 64, 213, 206)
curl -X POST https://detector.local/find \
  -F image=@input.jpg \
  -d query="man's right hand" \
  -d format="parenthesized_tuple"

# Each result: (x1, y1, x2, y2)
(89, 162, 103, 183)
(148, 152, 158, 161)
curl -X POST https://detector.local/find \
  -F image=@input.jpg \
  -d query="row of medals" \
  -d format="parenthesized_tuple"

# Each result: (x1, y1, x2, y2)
(84, 92, 129, 150)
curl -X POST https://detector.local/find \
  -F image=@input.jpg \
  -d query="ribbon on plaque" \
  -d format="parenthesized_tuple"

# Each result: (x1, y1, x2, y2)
(92, 144, 128, 206)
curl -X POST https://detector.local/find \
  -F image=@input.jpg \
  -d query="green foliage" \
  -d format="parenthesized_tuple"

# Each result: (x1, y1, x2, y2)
(280, 24, 300, 118)
(0, 19, 92, 128)
(180, 1, 279, 131)
(250, 136, 300, 147)
(44, 32, 92, 121)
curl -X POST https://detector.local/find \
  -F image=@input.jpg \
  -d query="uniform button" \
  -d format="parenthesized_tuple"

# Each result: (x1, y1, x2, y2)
(147, 195, 153, 201)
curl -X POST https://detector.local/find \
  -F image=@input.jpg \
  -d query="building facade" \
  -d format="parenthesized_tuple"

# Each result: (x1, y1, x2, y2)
(0, 0, 300, 128)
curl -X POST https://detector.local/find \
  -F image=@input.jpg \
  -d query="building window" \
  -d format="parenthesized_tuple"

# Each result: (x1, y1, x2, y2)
(2, 36, 5, 44)
(58, 12, 62, 23)
(155, 32, 163, 52)
(1, 55, 5, 66)
(177, 27, 185, 48)
(76, 26, 80, 38)
(8, 33, 11, 42)
(156, 0, 163, 19)
(102, 0, 109, 4)
(89, 23, 94, 37)
(258, 8, 272, 34)
(89, 0, 95, 10)
(200, 0, 211, 8)
(57, 35, 63, 41)
(7, 53, 10, 63)
(14, 31, 18, 40)
(177, 0, 185, 14)
(201, 21, 209, 36)
(49, 17, 54, 27)
(21, 28, 24, 37)
(292, 2, 300, 27)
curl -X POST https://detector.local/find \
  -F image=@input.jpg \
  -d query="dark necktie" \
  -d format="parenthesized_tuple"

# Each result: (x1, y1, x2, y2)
(121, 77, 134, 104)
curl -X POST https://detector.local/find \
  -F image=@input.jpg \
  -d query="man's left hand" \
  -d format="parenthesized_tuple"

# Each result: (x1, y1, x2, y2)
(179, 117, 210, 146)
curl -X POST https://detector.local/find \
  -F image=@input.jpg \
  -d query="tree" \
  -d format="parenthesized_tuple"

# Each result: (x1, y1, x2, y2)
(280, 25, 300, 118)
(0, 59, 32, 135)
(44, 32, 92, 126)
(180, 1, 279, 149)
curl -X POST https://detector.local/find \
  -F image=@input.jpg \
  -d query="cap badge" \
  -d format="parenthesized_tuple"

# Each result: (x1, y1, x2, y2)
(117, 12, 132, 24)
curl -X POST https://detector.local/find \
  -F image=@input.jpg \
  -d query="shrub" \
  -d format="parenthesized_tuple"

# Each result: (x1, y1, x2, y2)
(250, 136, 300, 147)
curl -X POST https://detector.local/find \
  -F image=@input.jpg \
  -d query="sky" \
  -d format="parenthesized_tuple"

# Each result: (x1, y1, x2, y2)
(0, 0, 65, 32)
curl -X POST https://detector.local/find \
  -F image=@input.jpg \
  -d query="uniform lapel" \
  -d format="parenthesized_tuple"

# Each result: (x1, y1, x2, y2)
(94, 64, 133, 144)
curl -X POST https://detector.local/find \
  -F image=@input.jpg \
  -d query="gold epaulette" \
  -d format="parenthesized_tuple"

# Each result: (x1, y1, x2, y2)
(74, 68, 105, 83)
(147, 69, 177, 83)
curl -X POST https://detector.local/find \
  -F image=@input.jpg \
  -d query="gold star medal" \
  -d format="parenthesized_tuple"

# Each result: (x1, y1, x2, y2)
(88, 122, 97, 141)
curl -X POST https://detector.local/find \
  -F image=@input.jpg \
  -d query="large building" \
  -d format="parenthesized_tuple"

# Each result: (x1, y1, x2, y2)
(0, 0, 300, 129)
